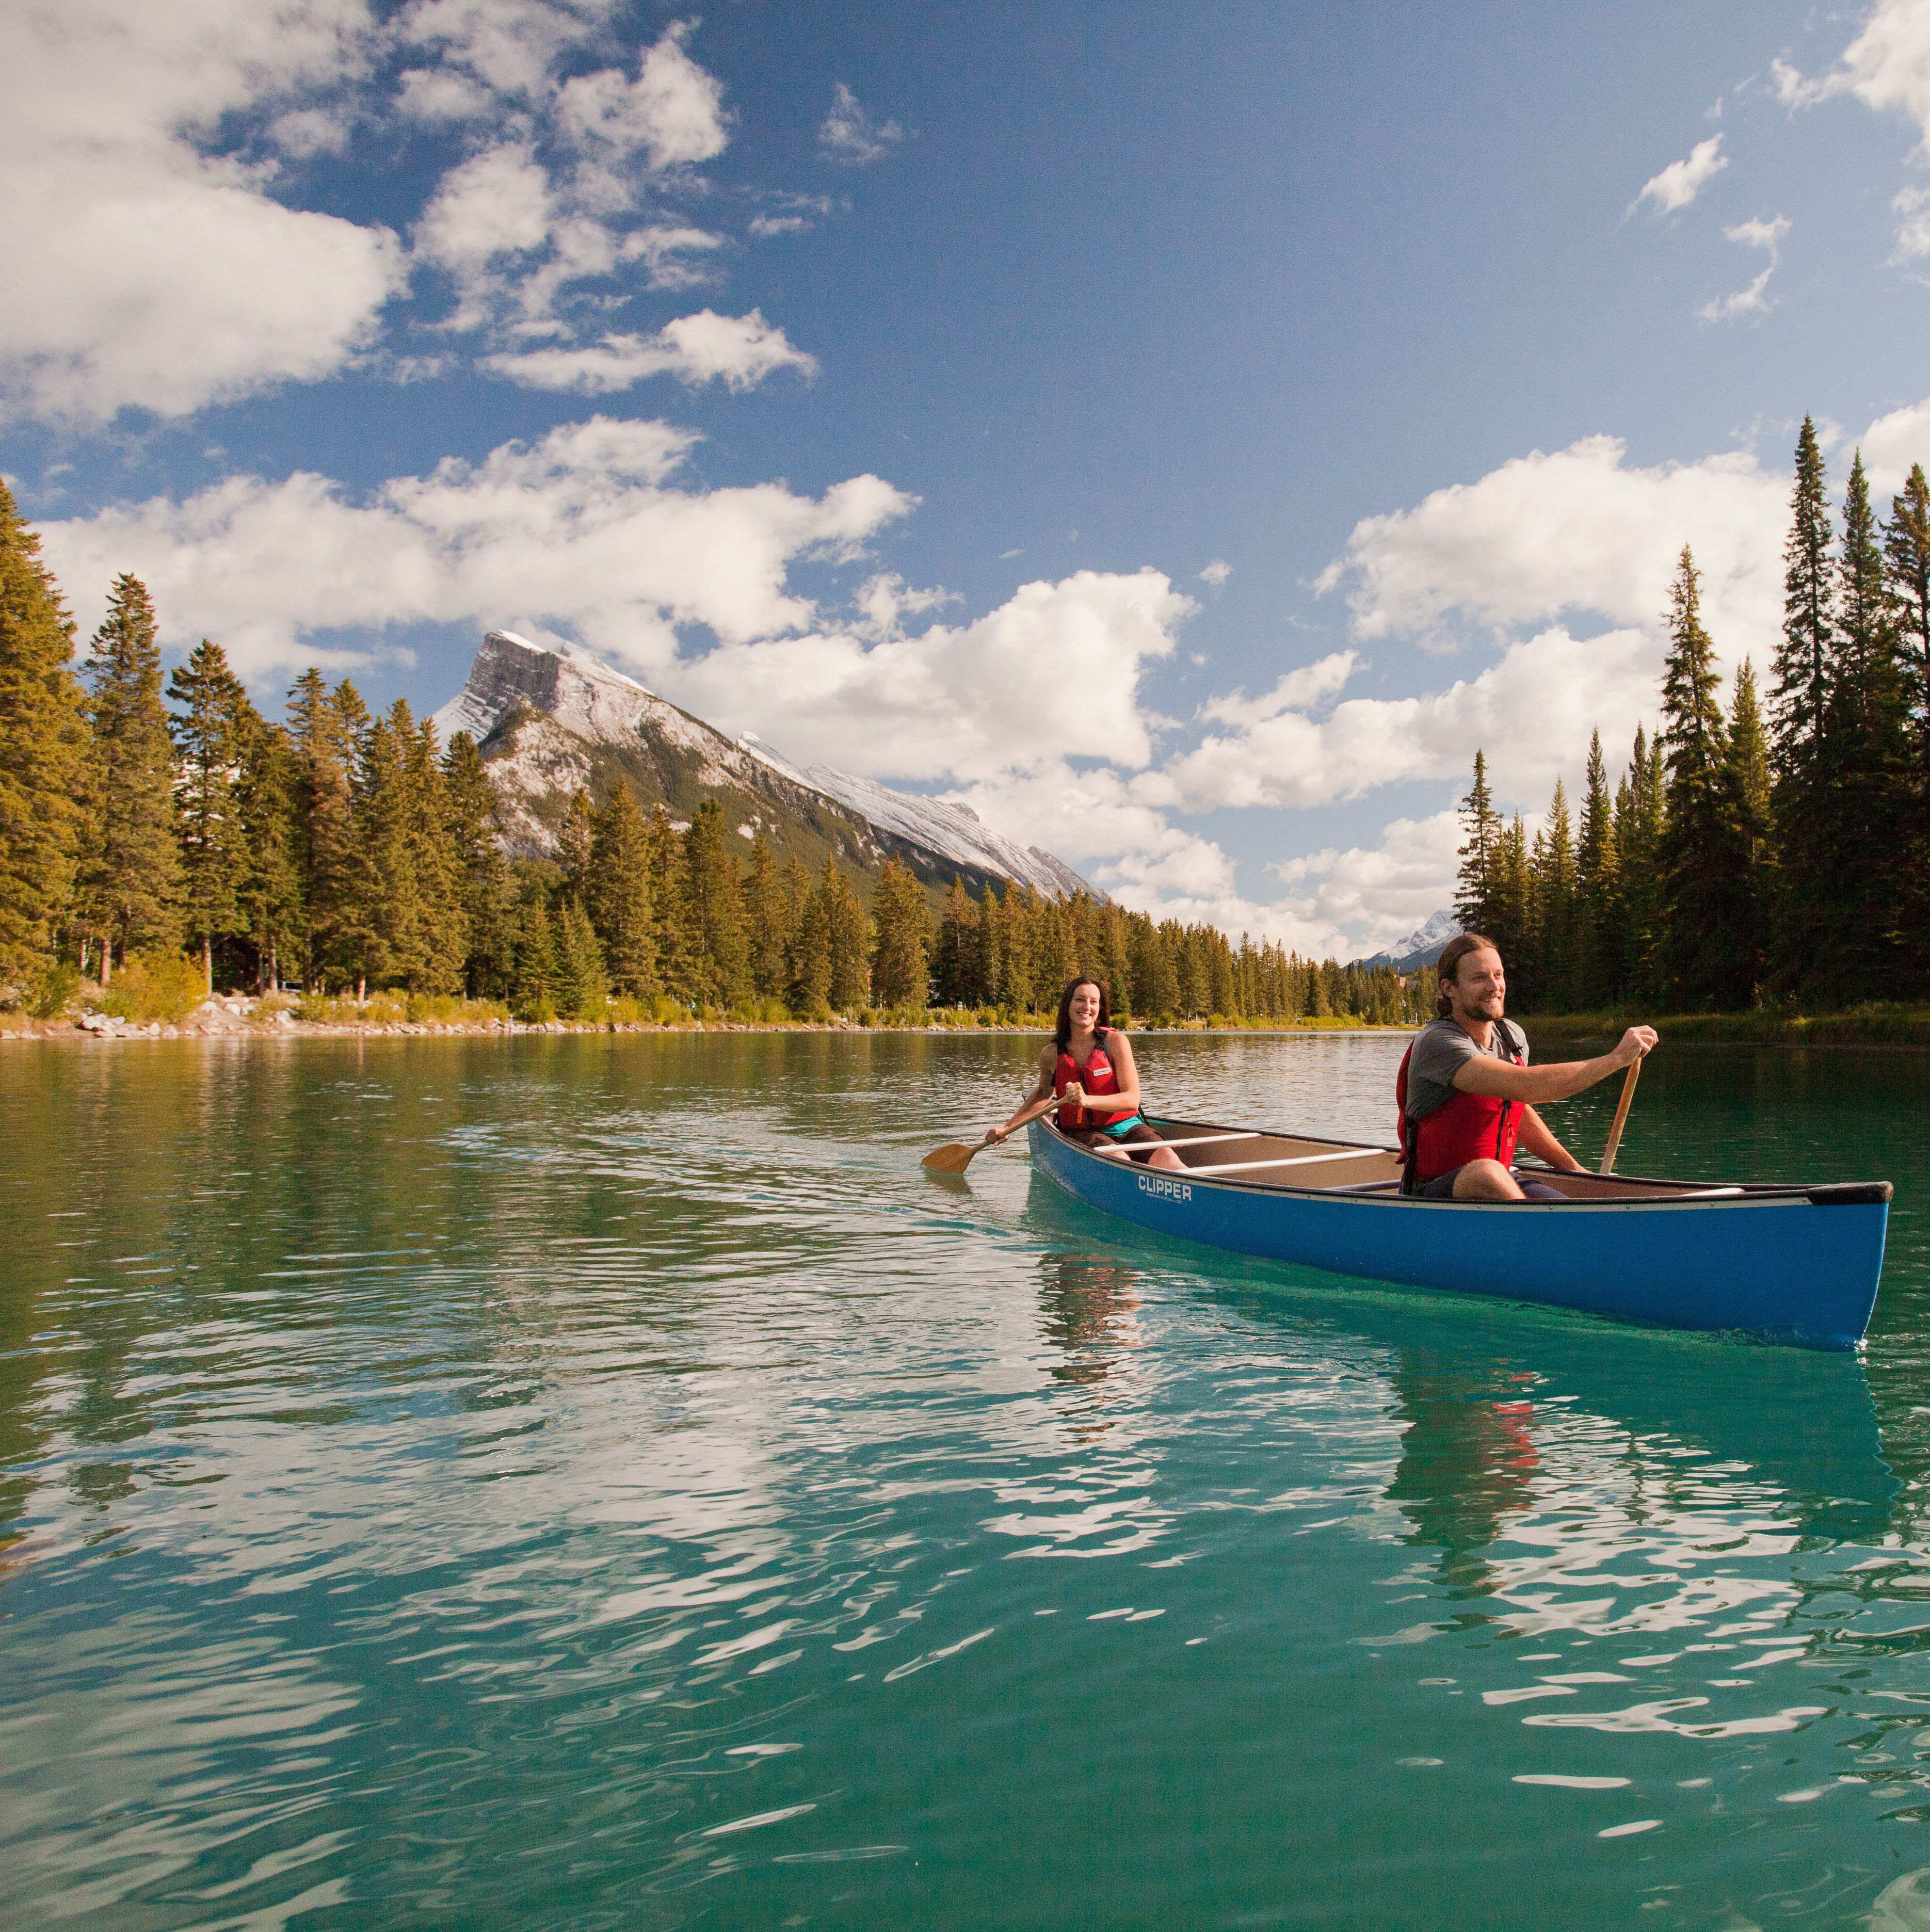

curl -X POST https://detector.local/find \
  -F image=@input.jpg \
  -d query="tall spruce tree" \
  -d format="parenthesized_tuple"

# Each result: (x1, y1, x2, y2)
(0, 481, 85, 990)
(1885, 462, 1930, 762)
(1452, 750, 1502, 937)
(554, 897, 608, 1019)
(587, 787, 658, 1001)
(1656, 546, 1735, 1008)
(789, 867, 833, 1017)
(741, 836, 789, 1001)
(870, 857, 930, 1009)
(1723, 659, 1774, 1004)
(974, 882, 1004, 1007)
(646, 806, 694, 1003)
(1616, 727, 1667, 1004)
(404, 713, 466, 994)
(1769, 418, 1837, 982)
(169, 639, 252, 993)
(682, 800, 750, 1007)
(1536, 778, 1579, 1011)
(234, 714, 302, 991)
(934, 877, 978, 1005)
(822, 862, 870, 1009)
(79, 574, 180, 978)
(513, 894, 559, 1022)
(287, 670, 358, 991)
(443, 732, 516, 999)
(556, 790, 594, 901)
(1575, 729, 1619, 1007)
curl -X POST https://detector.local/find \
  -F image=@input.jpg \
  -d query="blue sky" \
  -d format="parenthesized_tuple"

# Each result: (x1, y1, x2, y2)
(9, 1, 1930, 953)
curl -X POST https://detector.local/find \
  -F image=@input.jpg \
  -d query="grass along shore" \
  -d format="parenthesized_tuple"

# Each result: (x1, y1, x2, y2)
(1518, 1006, 1930, 1049)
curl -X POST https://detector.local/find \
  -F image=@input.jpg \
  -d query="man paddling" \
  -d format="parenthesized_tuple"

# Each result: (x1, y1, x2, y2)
(1397, 933, 1656, 1200)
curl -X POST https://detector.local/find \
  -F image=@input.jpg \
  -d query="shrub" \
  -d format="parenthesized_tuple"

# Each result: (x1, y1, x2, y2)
(296, 991, 407, 1024)
(29, 962, 81, 1019)
(407, 993, 508, 1024)
(100, 953, 205, 1024)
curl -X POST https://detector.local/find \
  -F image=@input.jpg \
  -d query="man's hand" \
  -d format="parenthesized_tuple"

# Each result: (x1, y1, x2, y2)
(1616, 1026, 1659, 1066)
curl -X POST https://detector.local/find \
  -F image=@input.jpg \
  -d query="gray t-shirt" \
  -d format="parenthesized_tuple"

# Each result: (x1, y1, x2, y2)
(1404, 1016, 1528, 1120)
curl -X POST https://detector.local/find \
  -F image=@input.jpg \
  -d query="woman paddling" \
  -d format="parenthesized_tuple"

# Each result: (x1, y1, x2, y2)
(984, 978, 1185, 1171)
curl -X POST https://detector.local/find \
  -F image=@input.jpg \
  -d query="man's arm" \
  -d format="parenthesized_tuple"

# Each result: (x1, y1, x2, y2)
(1452, 1026, 1656, 1104)
(1516, 1104, 1584, 1172)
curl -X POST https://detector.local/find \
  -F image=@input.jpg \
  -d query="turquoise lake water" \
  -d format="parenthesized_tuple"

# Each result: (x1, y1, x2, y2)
(5, 1030, 1930, 1930)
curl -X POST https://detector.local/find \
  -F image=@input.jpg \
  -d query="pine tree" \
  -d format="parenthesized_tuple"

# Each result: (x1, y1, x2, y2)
(741, 836, 789, 1001)
(554, 897, 608, 1019)
(646, 806, 694, 1003)
(1770, 418, 1837, 983)
(1823, 451, 1912, 999)
(556, 790, 594, 901)
(789, 866, 832, 1017)
(823, 862, 870, 1009)
(1576, 729, 1619, 1007)
(443, 732, 517, 999)
(1885, 462, 1930, 764)
(513, 895, 559, 1022)
(287, 670, 358, 991)
(1656, 545, 1734, 1008)
(870, 857, 930, 1009)
(934, 877, 978, 1005)
(1453, 750, 1502, 936)
(405, 714, 465, 994)
(682, 800, 750, 1008)
(341, 703, 413, 997)
(169, 639, 251, 993)
(973, 882, 1003, 1007)
(0, 481, 85, 990)
(587, 787, 658, 1000)
(78, 573, 180, 978)
(1723, 658, 1775, 1004)
(1615, 727, 1667, 1004)
(234, 714, 303, 991)
(1536, 778, 1578, 1011)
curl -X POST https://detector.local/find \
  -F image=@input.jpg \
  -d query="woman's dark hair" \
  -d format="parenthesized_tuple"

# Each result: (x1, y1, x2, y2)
(1054, 977, 1112, 1051)
(1435, 933, 1499, 1017)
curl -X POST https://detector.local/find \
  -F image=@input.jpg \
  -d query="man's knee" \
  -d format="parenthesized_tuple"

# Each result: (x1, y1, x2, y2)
(1452, 1159, 1522, 1200)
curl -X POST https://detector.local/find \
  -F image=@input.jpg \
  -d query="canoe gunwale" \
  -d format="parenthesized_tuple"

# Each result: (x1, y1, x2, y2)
(1103, 1115, 1891, 1211)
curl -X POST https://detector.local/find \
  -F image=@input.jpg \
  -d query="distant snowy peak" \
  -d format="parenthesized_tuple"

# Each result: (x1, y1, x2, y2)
(435, 631, 1100, 900)
(1360, 909, 1462, 972)
(747, 748, 1098, 903)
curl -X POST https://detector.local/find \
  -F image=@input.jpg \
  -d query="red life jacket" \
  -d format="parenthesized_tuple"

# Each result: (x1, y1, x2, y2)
(1394, 1020, 1525, 1190)
(1055, 1033, 1135, 1131)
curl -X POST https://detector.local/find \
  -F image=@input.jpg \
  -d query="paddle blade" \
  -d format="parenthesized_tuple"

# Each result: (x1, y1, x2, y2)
(922, 1142, 980, 1174)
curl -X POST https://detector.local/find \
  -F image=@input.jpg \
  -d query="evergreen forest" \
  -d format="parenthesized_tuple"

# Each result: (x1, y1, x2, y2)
(1453, 420, 1930, 1016)
(0, 481, 1420, 1028)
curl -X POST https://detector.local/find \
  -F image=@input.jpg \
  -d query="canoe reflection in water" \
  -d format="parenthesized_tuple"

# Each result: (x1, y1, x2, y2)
(1386, 1357, 1542, 1595)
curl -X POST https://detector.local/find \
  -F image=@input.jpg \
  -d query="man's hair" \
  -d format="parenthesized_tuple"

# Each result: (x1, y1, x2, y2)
(1435, 932, 1500, 1017)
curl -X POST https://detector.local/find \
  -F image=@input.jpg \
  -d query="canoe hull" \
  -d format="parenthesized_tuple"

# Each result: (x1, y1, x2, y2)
(1027, 1121, 1888, 1350)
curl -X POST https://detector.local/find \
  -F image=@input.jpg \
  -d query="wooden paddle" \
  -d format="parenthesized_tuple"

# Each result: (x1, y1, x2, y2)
(923, 1090, 1064, 1174)
(1599, 1053, 1644, 1174)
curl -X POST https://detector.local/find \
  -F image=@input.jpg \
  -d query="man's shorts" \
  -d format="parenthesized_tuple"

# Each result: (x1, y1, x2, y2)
(1416, 1166, 1568, 1201)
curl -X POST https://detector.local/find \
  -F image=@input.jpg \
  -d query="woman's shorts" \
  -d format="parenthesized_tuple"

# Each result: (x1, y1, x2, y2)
(1066, 1118, 1166, 1154)
(1414, 1166, 1568, 1201)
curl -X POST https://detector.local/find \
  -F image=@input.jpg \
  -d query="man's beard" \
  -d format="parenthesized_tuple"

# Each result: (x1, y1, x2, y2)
(1461, 991, 1505, 1019)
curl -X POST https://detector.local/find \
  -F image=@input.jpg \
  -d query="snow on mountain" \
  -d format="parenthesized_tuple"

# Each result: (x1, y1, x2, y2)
(1359, 909, 1462, 972)
(435, 631, 1101, 900)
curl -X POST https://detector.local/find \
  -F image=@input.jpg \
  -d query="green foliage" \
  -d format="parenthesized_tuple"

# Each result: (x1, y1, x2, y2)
(554, 896, 609, 1018)
(587, 786, 658, 999)
(98, 951, 204, 1023)
(169, 638, 252, 990)
(869, 857, 930, 1007)
(682, 799, 750, 1005)
(0, 478, 85, 988)
(79, 573, 181, 973)
(29, 960, 80, 1018)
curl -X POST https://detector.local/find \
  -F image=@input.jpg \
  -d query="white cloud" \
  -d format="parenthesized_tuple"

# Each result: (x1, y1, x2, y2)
(1315, 433, 1788, 655)
(0, 0, 406, 423)
(413, 141, 555, 327)
(1893, 184, 1930, 263)
(37, 417, 912, 676)
(1267, 811, 1467, 954)
(395, 0, 617, 103)
(1697, 215, 1789, 322)
(1774, 0, 1930, 153)
(480, 309, 816, 392)
(621, 223, 728, 289)
(750, 215, 812, 238)
(1200, 653, 1358, 729)
(668, 569, 1194, 786)
(1632, 134, 1728, 215)
(1148, 627, 1660, 814)
(818, 82, 904, 164)
(1199, 558, 1232, 587)
(556, 20, 732, 169)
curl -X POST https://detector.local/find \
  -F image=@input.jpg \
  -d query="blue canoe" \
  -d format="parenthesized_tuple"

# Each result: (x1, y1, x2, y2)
(1027, 1115, 1891, 1351)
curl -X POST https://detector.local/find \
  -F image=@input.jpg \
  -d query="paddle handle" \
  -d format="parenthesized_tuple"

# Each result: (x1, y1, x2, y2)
(1599, 1055, 1643, 1174)
(994, 1090, 1065, 1144)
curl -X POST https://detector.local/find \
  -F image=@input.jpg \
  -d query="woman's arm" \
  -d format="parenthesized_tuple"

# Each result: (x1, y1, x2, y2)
(987, 1045, 1058, 1142)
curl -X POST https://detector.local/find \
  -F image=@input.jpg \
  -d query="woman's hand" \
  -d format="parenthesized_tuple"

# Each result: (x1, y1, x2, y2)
(983, 1125, 1009, 1146)
(1060, 1082, 1086, 1109)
